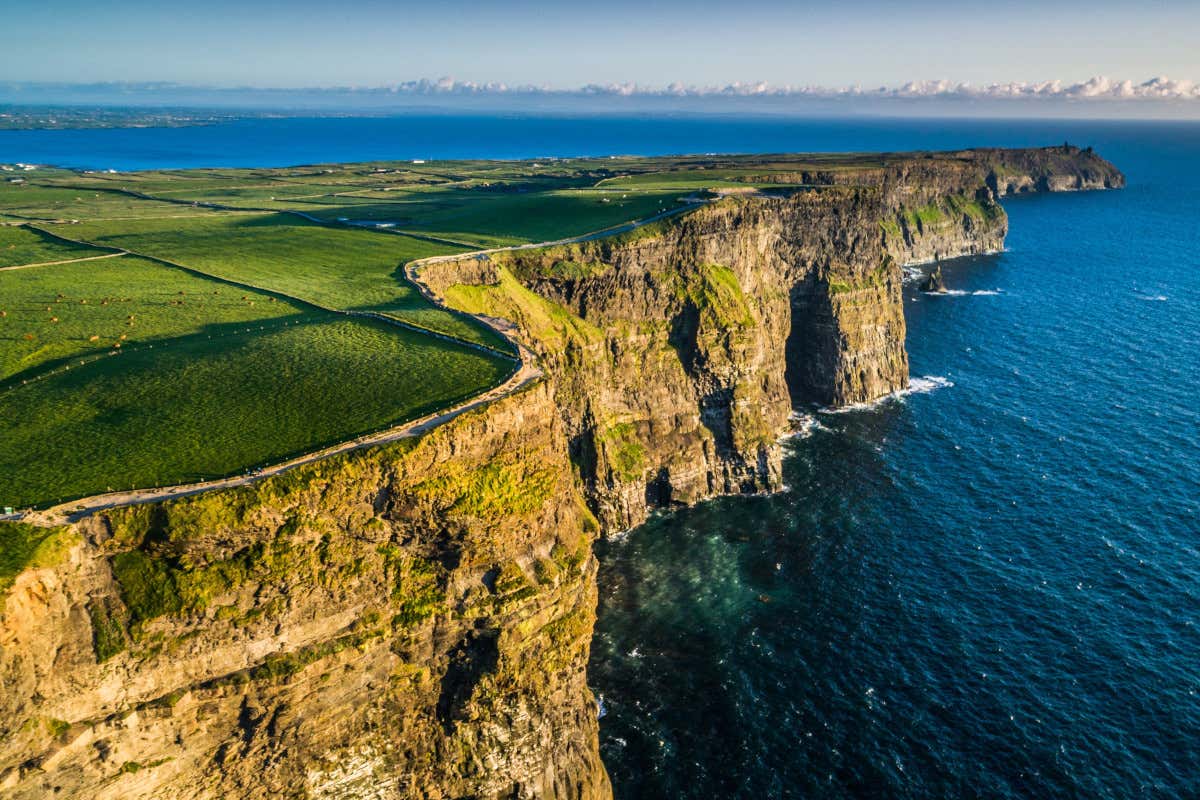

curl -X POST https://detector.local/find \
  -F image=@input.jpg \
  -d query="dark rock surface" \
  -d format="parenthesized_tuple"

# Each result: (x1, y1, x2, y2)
(921, 266, 948, 293)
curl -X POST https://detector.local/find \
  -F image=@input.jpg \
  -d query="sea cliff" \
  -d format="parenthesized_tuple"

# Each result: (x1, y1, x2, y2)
(0, 146, 1123, 799)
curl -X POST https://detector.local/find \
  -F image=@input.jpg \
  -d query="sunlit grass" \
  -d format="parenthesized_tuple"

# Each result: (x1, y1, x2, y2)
(0, 316, 510, 508)
(0, 254, 307, 381)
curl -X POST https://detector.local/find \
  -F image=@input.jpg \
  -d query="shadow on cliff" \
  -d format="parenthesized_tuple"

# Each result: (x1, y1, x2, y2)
(436, 627, 500, 735)
(783, 278, 836, 408)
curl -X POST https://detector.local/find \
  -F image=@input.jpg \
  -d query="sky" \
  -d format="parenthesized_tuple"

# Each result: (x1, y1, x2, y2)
(3, 0, 1197, 90)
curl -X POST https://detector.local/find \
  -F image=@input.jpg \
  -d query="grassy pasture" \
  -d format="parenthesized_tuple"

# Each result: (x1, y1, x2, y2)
(302, 188, 689, 247)
(68, 213, 454, 311)
(49, 168, 690, 248)
(0, 183, 219, 221)
(0, 254, 308, 381)
(66, 213, 508, 350)
(0, 316, 510, 508)
(0, 224, 102, 267)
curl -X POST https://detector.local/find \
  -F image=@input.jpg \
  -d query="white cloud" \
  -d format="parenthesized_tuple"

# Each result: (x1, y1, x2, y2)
(366, 75, 1200, 101)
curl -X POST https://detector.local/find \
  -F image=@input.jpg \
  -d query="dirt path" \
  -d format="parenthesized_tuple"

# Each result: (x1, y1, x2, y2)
(6, 199, 706, 527)
(0, 252, 125, 272)
(17, 353, 538, 526)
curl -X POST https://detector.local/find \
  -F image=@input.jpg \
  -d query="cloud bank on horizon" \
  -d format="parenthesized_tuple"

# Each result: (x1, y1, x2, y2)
(14, 75, 1197, 101)
(343, 75, 1200, 101)
(5, 75, 1200, 119)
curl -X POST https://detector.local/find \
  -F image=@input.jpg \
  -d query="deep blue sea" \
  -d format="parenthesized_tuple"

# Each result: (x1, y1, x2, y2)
(3, 115, 1197, 797)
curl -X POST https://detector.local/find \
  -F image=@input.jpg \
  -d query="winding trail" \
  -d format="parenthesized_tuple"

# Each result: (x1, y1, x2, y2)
(7, 198, 707, 526)
(0, 252, 125, 272)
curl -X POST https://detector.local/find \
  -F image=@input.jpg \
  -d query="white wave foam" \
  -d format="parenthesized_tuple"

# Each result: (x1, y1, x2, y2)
(908, 375, 954, 393)
(1135, 293, 1168, 301)
(606, 527, 633, 542)
(922, 288, 1003, 296)
(820, 375, 953, 413)
(784, 411, 827, 439)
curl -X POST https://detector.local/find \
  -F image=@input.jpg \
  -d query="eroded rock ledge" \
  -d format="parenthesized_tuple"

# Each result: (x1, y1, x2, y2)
(0, 146, 1122, 799)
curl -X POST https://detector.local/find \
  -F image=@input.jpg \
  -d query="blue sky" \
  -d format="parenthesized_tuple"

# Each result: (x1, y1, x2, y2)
(3, 0, 1197, 89)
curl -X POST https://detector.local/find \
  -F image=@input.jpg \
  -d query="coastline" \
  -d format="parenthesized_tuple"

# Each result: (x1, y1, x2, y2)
(0, 144, 1125, 799)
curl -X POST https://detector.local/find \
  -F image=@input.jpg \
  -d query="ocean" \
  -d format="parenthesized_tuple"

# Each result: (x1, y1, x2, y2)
(3, 115, 1197, 797)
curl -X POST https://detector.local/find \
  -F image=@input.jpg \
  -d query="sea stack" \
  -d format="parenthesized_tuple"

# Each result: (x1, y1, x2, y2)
(921, 265, 948, 293)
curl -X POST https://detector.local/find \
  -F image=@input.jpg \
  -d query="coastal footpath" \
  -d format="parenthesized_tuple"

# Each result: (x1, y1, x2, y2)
(0, 146, 1123, 799)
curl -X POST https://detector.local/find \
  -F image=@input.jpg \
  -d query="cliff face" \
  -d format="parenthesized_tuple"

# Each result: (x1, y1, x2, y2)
(424, 186, 905, 532)
(877, 145, 1124, 264)
(734, 144, 1124, 265)
(1, 384, 610, 799)
(0, 147, 1123, 800)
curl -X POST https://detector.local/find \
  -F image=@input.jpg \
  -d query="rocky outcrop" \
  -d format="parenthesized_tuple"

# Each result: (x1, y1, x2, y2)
(0, 146, 1123, 800)
(921, 266, 948, 293)
(877, 144, 1124, 264)
(972, 144, 1127, 196)
(730, 145, 1123, 266)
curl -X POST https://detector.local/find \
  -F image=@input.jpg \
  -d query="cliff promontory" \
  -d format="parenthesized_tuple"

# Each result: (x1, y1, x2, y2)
(0, 146, 1123, 799)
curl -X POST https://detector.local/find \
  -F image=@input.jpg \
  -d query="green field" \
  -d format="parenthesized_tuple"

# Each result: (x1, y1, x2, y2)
(1, 253, 308, 381)
(0, 182, 220, 221)
(0, 224, 104, 267)
(64, 213, 513, 350)
(0, 316, 509, 508)
(67, 213, 451, 311)
(296, 188, 689, 247)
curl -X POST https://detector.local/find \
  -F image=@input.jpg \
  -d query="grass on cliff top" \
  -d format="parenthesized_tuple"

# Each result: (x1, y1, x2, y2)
(0, 521, 74, 592)
(30, 167, 691, 249)
(338, 188, 696, 247)
(0, 253, 309, 382)
(442, 265, 604, 349)
(0, 316, 510, 508)
(65, 212, 510, 351)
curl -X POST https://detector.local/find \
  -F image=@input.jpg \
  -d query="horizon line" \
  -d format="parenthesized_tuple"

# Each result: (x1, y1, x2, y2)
(3, 75, 1199, 104)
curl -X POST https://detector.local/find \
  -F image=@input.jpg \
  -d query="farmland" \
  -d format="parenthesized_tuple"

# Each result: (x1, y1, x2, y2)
(0, 224, 103, 267)
(62, 214, 506, 348)
(0, 252, 309, 381)
(1, 317, 509, 507)
(0, 151, 890, 508)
